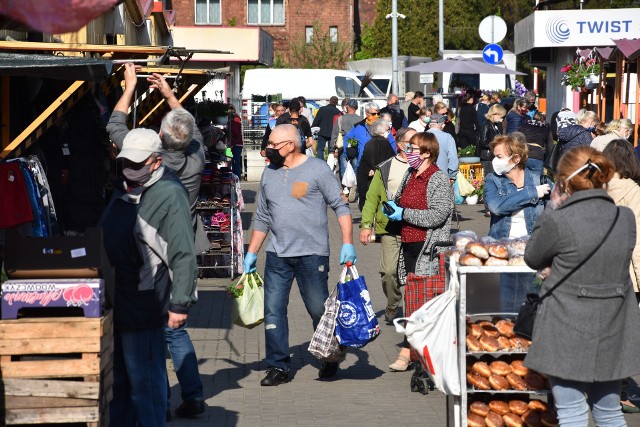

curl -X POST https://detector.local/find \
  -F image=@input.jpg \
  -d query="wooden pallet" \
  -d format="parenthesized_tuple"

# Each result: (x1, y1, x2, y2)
(0, 310, 113, 426)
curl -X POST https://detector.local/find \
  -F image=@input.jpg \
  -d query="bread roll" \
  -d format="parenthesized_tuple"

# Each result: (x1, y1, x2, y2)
(506, 373, 528, 391)
(503, 413, 524, 427)
(466, 242, 490, 259)
(495, 319, 515, 337)
(485, 256, 509, 266)
(468, 413, 487, 427)
(489, 374, 509, 390)
(467, 336, 482, 352)
(486, 411, 505, 427)
(524, 372, 546, 391)
(509, 400, 529, 416)
(472, 361, 492, 378)
(490, 361, 512, 376)
(487, 243, 509, 259)
(455, 235, 476, 250)
(472, 375, 492, 390)
(467, 323, 484, 338)
(508, 256, 527, 266)
(489, 401, 510, 416)
(460, 253, 483, 266)
(480, 335, 500, 352)
(522, 410, 542, 427)
(497, 336, 512, 350)
(481, 323, 500, 338)
(510, 337, 531, 350)
(506, 238, 528, 256)
(528, 400, 549, 412)
(470, 401, 491, 417)
(510, 360, 528, 376)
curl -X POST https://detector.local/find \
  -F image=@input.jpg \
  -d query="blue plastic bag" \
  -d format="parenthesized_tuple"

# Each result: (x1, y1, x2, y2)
(335, 265, 380, 348)
(452, 180, 464, 205)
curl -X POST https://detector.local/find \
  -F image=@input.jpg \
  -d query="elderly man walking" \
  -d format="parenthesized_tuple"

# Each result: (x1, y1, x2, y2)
(427, 114, 459, 181)
(243, 124, 357, 385)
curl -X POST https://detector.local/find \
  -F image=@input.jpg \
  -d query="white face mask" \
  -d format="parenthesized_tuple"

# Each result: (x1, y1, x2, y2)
(492, 156, 515, 175)
(383, 131, 390, 139)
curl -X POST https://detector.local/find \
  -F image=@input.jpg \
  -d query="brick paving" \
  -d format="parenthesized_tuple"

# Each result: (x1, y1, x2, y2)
(168, 181, 640, 427)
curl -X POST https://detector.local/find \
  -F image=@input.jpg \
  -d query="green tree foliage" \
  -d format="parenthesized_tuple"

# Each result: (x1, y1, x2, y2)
(285, 21, 352, 69)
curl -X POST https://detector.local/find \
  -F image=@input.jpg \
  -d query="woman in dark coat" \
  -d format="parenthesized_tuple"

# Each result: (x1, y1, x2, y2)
(524, 146, 640, 426)
(357, 119, 396, 211)
(557, 109, 599, 154)
(477, 103, 506, 215)
(517, 111, 554, 176)
(456, 93, 479, 149)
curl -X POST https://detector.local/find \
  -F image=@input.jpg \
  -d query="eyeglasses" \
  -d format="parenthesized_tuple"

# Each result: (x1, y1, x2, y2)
(367, 112, 380, 116)
(266, 140, 292, 149)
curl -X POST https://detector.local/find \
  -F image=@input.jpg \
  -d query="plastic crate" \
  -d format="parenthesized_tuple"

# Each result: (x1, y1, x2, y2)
(459, 163, 484, 182)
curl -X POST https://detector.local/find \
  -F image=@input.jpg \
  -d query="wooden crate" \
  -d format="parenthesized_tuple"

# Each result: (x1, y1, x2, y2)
(0, 310, 113, 426)
(459, 163, 484, 183)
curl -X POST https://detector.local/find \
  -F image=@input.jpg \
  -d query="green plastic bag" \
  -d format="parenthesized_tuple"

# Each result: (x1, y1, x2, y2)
(230, 273, 265, 328)
(456, 172, 475, 197)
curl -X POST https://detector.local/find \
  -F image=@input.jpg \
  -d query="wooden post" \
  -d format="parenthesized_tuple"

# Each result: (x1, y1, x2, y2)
(625, 59, 632, 119)
(636, 57, 640, 147)
(614, 53, 623, 120)
(1, 76, 8, 149)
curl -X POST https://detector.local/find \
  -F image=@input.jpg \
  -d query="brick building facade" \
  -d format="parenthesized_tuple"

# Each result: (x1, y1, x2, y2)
(171, 0, 378, 64)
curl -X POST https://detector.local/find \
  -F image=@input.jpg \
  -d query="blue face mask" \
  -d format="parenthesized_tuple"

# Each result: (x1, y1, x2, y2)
(422, 116, 431, 124)
(587, 126, 597, 133)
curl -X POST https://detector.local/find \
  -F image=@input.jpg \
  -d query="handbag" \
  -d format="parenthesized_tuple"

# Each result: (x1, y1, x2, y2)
(544, 141, 562, 173)
(335, 116, 344, 149)
(230, 273, 265, 329)
(513, 208, 620, 339)
(404, 241, 452, 318)
(335, 264, 380, 348)
(308, 285, 346, 362)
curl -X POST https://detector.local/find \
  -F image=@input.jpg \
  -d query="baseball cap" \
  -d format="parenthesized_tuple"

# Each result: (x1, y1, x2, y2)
(347, 98, 359, 109)
(430, 113, 447, 124)
(117, 128, 162, 163)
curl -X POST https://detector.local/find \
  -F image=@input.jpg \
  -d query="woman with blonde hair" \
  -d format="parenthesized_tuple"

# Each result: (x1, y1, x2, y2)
(591, 118, 633, 151)
(524, 145, 640, 425)
(477, 103, 506, 215)
(558, 108, 599, 153)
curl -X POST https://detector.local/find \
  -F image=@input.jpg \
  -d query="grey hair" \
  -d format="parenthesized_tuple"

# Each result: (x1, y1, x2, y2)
(160, 108, 196, 152)
(380, 112, 392, 122)
(364, 102, 380, 113)
(371, 119, 389, 136)
(576, 109, 599, 125)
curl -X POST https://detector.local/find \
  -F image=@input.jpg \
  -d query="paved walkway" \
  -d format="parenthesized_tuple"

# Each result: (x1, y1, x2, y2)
(168, 181, 640, 427)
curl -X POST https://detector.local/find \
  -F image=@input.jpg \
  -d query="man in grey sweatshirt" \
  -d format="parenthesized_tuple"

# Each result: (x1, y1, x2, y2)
(244, 124, 357, 386)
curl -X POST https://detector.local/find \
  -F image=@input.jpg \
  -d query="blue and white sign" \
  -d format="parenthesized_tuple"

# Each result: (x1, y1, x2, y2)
(482, 44, 503, 65)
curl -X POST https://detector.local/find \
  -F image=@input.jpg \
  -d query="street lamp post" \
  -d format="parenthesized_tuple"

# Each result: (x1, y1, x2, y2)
(387, 0, 405, 96)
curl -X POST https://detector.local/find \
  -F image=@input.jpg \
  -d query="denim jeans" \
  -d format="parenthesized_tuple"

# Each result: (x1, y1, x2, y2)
(110, 326, 167, 427)
(231, 145, 243, 179)
(165, 323, 203, 403)
(549, 376, 626, 427)
(316, 135, 329, 160)
(500, 273, 539, 313)
(263, 252, 330, 371)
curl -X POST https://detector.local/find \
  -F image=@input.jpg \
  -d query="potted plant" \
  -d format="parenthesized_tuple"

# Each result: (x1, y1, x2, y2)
(561, 58, 600, 91)
(458, 145, 479, 164)
(466, 179, 484, 205)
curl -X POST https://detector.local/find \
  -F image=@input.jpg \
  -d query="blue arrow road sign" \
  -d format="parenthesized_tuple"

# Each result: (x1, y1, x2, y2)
(482, 44, 503, 65)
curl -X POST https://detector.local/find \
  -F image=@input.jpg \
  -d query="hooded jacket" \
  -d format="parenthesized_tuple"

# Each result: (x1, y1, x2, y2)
(558, 124, 593, 153)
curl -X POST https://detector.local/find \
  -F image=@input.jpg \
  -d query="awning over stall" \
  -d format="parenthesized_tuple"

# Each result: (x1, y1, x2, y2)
(0, 52, 113, 81)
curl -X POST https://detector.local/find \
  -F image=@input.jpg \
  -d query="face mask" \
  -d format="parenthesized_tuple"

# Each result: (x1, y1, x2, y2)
(421, 116, 431, 124)
(122, 161, 154, 186)
(366, 116, 377, 125)
(406, 152, 425, 170)
(383, 131, 390, 139)
(265, 147, 286, 168)
(587, 126, 597, 133)
(495, 118, 503, 123)
(269, 111, 275, 116)
(492, 156, 515, 175)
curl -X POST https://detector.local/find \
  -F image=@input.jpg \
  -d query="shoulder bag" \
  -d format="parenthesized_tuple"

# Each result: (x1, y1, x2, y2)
(513, 208, 620, 339)
(335, 116, 344, 149)
(543, 141, 562, 173)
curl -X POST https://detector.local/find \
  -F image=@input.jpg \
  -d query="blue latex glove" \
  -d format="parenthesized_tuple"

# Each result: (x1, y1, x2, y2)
(384, 201, 404, 221)
(340, 243, 357, 265)
(243, 252, 257, 273)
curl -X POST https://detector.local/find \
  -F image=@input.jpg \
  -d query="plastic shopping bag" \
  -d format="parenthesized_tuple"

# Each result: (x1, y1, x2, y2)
(341, 162, 357, 188)
(335, 264, 380, 348)
(456, 172, 475, 197)
(308, 286, 345, 362)
(229, 273, 265, 329)
(393, 289, 460, 395)
(326, 153, 336, 172)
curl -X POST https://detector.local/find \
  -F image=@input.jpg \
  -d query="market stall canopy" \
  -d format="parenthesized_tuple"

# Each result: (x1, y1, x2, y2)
(612, 38, 640, 61)
(0, 52, 112, 81)
(403, 56, 525, 75)
(0, 0, 119, 34)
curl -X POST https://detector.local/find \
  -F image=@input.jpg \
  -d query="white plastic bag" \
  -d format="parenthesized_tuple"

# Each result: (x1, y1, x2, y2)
(393, 289, 460, 395)
(231, 273, 265, 329)
(342, 162, 357, 188)
(326, 153, 336, 171)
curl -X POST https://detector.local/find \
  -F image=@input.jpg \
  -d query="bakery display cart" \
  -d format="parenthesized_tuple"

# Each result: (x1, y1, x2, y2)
(448, 264, 555, 427)
(196, 153, 238, 278)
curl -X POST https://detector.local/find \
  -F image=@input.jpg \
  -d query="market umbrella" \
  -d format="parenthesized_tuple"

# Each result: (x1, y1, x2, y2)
(403, 56, 525, 75)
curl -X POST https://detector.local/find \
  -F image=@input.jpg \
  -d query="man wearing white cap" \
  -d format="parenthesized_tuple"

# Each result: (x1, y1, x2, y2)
(99, 128, 198, 427)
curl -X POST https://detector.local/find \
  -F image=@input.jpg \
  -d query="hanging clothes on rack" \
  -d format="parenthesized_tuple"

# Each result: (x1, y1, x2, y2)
(231, 174, 244, 275)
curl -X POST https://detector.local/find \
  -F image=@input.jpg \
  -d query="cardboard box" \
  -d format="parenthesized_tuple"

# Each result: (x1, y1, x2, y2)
(1, 279, 104, 319)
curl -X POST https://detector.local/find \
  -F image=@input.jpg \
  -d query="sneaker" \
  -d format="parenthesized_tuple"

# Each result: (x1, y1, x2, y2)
(348, 186, 358, 203)
(318, 361, 339, 379)
(260, 367, 289, 386)
(175, 399, 205, 418)
(384, 307, 397, 323)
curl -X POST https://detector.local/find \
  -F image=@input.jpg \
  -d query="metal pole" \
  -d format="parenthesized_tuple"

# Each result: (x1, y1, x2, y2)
(391, 0, 399, 95)
(438, 0, 444, 54)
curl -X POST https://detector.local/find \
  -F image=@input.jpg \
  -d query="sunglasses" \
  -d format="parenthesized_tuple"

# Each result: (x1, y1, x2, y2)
(367, 112, 380, 116)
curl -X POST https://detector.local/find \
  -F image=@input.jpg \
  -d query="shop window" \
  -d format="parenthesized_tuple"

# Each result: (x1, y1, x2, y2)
(248, 0, 284, 25)
(195, 0, 221, 24)
(330, 26, 338, 43)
